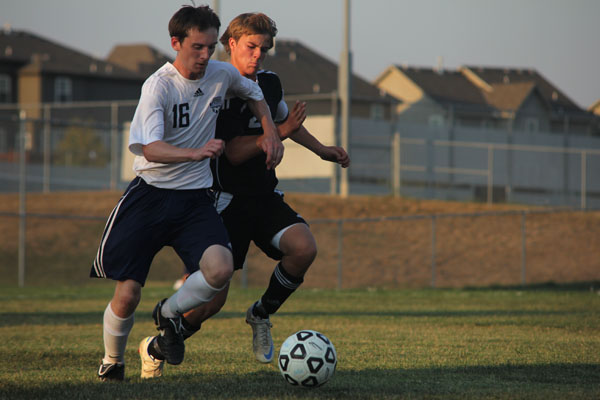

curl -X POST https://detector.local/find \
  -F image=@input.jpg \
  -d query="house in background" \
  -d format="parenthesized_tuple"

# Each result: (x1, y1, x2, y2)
(374, 64, 600, 136)
(260, 39, 397, 121)
(107, 44, 172, 77)
(590, 99, 600, 116)
(0, 28, 145, 112)
(0, 28, 150, 162)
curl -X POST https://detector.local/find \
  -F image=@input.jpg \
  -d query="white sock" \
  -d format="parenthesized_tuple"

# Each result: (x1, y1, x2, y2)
(162, 270, 225, 318)
(102, 302, 134, 365)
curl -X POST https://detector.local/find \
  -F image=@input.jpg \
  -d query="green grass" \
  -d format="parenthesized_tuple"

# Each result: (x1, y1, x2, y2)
(0, 283, 599, 399)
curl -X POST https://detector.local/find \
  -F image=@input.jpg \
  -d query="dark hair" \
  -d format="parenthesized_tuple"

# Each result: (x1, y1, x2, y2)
(168, 5, 221, 43)
(220, 13, 277, 54)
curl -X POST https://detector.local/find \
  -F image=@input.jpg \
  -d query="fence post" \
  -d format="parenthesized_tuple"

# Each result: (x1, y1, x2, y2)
(430, 216, 436, 288)
(18, 110, 27, 288)
(521, 211, 527, 285)
(391, 130, 401, 197)
(337, 220, 343, 289)
(581, 151, 587, 210)
(110, 102, 119, 191)
(487, 144, 494, 204)
(43, 104, 51, 193)
(241, 260, 248, 289)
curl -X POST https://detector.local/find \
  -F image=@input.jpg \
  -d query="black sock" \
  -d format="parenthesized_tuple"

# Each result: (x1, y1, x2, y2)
(148, 319, 200, 360)
(256, 262, 303, 317)
(181, 317, 201, 341)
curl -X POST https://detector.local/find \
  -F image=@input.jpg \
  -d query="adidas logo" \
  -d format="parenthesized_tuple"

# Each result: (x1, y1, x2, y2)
(193, 88, 203, 97)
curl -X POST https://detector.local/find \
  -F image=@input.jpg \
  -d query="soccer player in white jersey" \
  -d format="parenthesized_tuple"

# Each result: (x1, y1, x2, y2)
(90, 5, 284, 381)
(137, 12, 349, 379)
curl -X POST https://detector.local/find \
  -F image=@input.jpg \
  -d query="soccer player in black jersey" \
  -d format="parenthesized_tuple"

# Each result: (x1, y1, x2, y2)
(139, 12, 349, 378)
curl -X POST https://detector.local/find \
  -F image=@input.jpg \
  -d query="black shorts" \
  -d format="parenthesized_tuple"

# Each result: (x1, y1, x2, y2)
(90, 177, 231, 286)
(220, 190, 307, 270)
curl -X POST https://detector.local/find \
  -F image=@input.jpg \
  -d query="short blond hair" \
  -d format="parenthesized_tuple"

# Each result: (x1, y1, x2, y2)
(220, 13, 277, 54)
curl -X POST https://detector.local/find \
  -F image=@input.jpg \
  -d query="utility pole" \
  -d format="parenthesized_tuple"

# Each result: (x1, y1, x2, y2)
(338, 0, 352, 197)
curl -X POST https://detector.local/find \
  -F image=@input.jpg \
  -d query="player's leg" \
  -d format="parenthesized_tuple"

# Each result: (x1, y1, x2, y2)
(247, 193, 314, 363)
(99, 279, 141, 381)
(256, 222, 316, 315)
(139, 282, 230, 379)
(91, 177, 159, 381)
(147, 190, 234, 367)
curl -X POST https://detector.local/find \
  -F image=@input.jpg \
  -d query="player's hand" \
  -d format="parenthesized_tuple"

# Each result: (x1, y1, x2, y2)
(194, 138, 225, 161)
(319, 146, 350, 168)
(257, 131, 284, 170)
(278, 101, 306, 140)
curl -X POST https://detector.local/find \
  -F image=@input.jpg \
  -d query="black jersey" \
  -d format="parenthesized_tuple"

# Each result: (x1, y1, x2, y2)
(211, 71, 288, 196)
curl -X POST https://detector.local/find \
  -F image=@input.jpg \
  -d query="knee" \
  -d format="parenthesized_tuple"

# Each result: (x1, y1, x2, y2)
(200, 245, 234, 287)
(112, 280, 141, 317)
(288, 236, 317, 266)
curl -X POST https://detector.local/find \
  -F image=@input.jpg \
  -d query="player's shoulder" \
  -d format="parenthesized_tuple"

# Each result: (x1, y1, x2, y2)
(143, 62, 176, 91)
(257, 69, 281, 82)
(257, 70, 282, 91)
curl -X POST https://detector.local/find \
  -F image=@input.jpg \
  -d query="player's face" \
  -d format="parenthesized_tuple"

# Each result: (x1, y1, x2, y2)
(171, 27, 218, 79)
(229, 33, 272, 79)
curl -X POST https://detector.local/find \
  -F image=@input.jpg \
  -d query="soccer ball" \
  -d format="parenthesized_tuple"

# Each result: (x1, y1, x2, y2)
(278, 330, 337, 387)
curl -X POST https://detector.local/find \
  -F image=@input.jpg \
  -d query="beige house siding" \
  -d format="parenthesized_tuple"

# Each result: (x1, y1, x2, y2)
(277, 116, 335, 179)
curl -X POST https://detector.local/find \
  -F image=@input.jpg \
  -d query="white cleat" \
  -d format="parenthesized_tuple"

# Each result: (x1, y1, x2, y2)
(245, 304, 274, 363)
(138, 336, 164, 379)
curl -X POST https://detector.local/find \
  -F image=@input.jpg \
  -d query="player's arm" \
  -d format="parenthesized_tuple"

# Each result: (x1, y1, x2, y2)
(142, 139, 225, 163)
(277, 101, 306, 140)
(280, 101, 350, 168)
(289, 125, 351, 168)
(223, 134, 263, 165)
(246, 98, 283, 170)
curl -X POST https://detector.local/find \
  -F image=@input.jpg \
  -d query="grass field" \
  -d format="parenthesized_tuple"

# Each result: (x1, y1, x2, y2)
(0, 282, 598, 399)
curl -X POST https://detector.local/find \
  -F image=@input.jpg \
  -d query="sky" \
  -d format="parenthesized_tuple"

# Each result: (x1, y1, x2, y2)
(2, 0, 599, 109)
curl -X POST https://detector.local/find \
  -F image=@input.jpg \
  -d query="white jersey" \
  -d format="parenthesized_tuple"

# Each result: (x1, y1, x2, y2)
(128, 61, 264, 189)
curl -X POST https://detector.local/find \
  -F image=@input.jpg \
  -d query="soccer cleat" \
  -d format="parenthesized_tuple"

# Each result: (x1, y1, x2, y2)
(138, 336, 164, 379)
(246, 303, 274, 363)
(152, 298, 185, 365)
(97, 362, 125, 381)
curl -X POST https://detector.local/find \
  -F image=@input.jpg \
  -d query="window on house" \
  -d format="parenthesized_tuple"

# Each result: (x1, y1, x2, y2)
(370, 104, 384, 120)
(428, 114, 444, 128)
(0, 127, 6, 152)
(0, 74, 11, 103)
(54, 77, 73, 102)
(524, 117, 539, 133)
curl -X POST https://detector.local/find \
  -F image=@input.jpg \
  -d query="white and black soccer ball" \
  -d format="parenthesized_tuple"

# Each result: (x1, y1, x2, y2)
(278, 330, 337, 387)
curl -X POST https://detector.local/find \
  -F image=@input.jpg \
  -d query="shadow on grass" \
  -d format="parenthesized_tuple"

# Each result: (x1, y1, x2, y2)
(464, 280, 600, 292)
(1, 363, 598, 400)
(0, 308, 577, 327)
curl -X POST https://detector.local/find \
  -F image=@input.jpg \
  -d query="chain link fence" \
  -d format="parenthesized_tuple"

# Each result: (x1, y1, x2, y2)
(1, 101, 599, 288)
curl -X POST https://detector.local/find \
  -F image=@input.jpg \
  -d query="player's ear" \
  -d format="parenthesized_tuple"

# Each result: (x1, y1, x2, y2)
(228, 37, 237, 51)
(171, 36, 182, 52)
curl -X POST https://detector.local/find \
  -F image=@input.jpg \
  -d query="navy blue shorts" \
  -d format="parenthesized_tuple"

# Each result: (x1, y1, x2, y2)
(90, 177, 231, 286)
(220, 190, 307, 270)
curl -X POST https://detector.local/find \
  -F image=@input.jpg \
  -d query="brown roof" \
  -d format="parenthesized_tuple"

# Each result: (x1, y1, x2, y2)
(107, 44, 172, 78)
(390, 64, 591, 117)
(482, 82, 537, 112)
(0, 29, 142, 79)
(396, 66, 490, 108)
(261, 39, 393, 102)
(462, 66, 581, 113)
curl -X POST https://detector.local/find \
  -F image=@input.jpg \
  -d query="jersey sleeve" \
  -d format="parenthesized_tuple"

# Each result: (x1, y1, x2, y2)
(128, 78, 168, 156)
(274, 90, 289, 124)
(225, 63, 264, 101)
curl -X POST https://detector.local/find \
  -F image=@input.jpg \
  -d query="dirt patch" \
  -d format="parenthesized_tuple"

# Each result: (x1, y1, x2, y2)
(0, 191, 598, 288)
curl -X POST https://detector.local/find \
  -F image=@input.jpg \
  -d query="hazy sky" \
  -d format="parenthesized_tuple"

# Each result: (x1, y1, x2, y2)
(3, 0, 599, 109)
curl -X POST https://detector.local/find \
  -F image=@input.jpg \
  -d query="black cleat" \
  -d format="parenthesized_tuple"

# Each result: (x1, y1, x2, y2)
(152, 298, 185, 365)
(97, 362, 124, 381)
